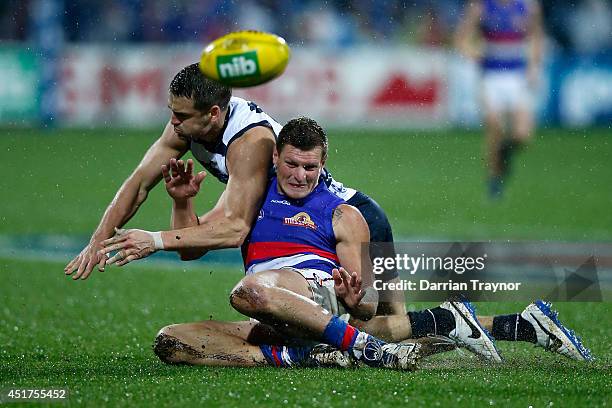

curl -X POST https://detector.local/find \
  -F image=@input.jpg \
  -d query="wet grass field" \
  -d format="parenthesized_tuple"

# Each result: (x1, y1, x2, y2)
(2, 258, 610, 407)
(1, 127, 611, 406)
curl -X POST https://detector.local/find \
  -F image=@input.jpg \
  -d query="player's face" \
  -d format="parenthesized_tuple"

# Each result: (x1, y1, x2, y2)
(274, 145, 325, 200)
(167, 94, 215, 142)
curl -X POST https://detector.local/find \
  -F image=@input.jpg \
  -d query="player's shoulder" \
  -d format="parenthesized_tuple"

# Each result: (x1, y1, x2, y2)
(332, 203, 369, 240)
(227, 96, 268, 122)
(332, 203, 366, 226)
(224, 97, 280, 142)
(225, 125, 276, 172)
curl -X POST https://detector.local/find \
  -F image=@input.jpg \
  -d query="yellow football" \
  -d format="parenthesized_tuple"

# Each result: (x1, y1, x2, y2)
(199, 31, 291, 87)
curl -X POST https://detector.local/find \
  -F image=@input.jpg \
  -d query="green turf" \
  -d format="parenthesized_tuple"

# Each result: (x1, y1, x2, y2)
(1, 127, 610, 406)
(1, 258, 610, 407)
(1, 127, 611, 240)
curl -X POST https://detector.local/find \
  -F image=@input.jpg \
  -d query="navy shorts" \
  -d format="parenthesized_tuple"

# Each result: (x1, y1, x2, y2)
(347, 191, 399, 281)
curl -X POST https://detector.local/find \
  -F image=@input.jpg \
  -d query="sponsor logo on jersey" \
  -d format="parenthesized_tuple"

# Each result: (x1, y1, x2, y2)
(283, 212, 317, 230)
(217, 51, 260, 79)
(257, 209, 264, 220)
(271, 199, 291, 206)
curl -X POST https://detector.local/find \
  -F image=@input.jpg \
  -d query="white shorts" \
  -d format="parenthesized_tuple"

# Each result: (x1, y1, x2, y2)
(481, 70, 533, 113)
(281, 267, 347, 316)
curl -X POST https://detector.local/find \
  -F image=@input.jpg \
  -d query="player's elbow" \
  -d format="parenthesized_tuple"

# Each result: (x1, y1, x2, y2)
(136, 185, 149, 205)
(225, 219, 251, 248)
(125, 171, 151, 205)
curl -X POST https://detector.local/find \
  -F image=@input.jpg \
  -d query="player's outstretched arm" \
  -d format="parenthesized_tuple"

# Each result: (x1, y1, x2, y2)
(333, 204, 378, 321)
(98, 127, 275, 264)
(64, 121, 188, 280)
(454, 1, 483, 61)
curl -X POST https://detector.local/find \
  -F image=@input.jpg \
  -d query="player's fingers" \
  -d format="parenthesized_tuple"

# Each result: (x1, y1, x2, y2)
(161, 165, 171, 183)
(115, 258, 129, 267)
(186, 159, 194, 175)
(332, 268, 342, 285)
(72, 257, 88, 280)
(64, 255, 79, 274)
(177, 159, 185, 176)
(99, 241, 130, 256)
(80, 258, 97, 280)
(101, 233, 128, 246)
(97, 252, 108, 272)
(195, 171, 207, 186)
(340, 267, 351, 283)
(170, 158, 179, 178)
(341, 271, 352, 291)
(116, 252, 140, 266)
(349, 272, 357, 287)
(354, 279, 362, 295)
(106, 250, 126, 266)
(97, 258, 106, 272)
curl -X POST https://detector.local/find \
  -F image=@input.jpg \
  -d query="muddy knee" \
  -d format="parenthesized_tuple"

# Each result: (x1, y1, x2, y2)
(229, 278, 271, 316)
(153, 325, 186, 364)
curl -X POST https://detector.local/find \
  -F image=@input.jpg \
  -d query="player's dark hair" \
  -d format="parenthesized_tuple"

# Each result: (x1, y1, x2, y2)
(277, 117, 328, 159)
(169, 63, 232, 111)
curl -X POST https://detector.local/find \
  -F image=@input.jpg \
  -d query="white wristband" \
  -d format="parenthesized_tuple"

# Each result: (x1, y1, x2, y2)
(151, 231, 165, 250)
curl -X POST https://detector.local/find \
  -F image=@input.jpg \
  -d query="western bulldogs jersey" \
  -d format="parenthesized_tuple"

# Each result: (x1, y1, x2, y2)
(480, 0, 531, 71)
(244, 176, 345, 276)
(189, 96, 356, 200)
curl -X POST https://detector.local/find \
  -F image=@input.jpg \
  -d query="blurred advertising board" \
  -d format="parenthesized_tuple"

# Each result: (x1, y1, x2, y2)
(548, 53, 612, 126)
(54, 45, 448, 128)
(1, 44, 610, 128)
(0, 47, 40, 123)
(234, 46, 449, 128)
(56, 46, 194, 126)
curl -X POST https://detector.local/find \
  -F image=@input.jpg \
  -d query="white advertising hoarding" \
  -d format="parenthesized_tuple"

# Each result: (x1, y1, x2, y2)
(56, 45, 451, 128)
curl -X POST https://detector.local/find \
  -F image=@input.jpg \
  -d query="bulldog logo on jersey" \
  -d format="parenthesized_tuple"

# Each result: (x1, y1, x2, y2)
(283, 212, 317, 230)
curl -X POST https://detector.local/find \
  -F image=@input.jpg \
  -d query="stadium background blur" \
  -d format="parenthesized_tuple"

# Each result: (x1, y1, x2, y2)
(1, 1, 611, 406)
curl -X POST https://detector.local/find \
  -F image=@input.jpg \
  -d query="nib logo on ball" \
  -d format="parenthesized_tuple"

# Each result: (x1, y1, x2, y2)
(201, 31, 290, 87)
(217, 52, 260, 79)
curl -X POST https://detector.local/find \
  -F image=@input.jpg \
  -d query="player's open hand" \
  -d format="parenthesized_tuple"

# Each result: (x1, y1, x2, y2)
(161, 158, 206, 201)
(333, 267, 365, 311)
(98, 228, 158, 267)
(64, 240, 108, 280)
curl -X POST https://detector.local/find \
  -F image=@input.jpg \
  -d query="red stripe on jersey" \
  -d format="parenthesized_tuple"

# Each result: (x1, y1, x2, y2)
(340, 325, 358, 351)
(483, 31, 525, 42)
(246, 242, 339, 265)
(271, 346, 282, 367)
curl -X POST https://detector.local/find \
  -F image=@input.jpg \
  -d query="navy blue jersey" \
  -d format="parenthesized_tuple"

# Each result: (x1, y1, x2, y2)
(244, 176, 345, 276)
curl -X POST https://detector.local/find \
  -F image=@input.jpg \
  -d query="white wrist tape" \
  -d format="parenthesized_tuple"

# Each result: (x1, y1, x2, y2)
(151, 231, 165, 250)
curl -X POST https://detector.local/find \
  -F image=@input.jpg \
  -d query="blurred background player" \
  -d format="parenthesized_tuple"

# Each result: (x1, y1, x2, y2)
(454, 0, 544, 197)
